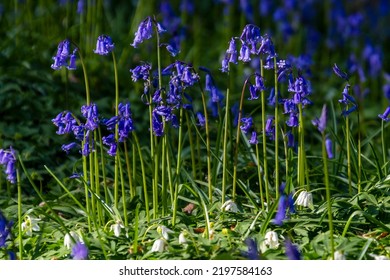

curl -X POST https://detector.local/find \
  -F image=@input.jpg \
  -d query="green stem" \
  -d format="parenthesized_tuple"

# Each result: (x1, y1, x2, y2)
(381, 120, 387, 176)
(17, 168, 23, 260)
(255, 144, 265, 211)
(274, 57, 280, 197)
(297, 103, 305, 189)
(260, 59, 269, 207)
(345, 115, 352, 195)
(124, 142, 134, 198)
(221, 68, 231, 205)
(322, 132, 335, 259)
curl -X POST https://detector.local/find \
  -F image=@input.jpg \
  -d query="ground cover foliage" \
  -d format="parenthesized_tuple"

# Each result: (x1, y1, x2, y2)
(0, 0, 390, 260)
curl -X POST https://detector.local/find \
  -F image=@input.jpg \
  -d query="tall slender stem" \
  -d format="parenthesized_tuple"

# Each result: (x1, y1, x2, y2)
(345, 115, 352, 195)
(322, 132, 335, 259)
(17, 168, 23, 259)
(274, 57, 280, 197)
(221, 68, 231, 205)
(260, 59, 269, 207)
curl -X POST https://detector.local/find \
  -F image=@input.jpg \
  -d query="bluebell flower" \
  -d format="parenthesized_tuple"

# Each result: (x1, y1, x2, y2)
(326, 138, 334, 159)
(248, 84, 259, 100)
(238, 42, 251, 62)
(77, 0, 84, 14)
(285, 239, 301, 260)
(94, 35, 114, 55)
(51, 39, 77, 70)
(242, 238, 259, 260)
(338, 84, 357, 116)
(0, 147, 17, 184)
(81, 130, 93, 156)
(240, 117, 253, 134)
(71, 242, 88, 260)
(0, 210, 13, 248)
(257, 34, 276, 58)
(240, 24, 261, 54)
(152, 111, 164, 136)
(131, 17, 153, 48)
(130, 63, 151, 82)
(286, 112, 299, 127)
(81, 103, 99, 131)
(61, 142, 78, 154)
(378, 106, 390, 122)
(312, 105, 327, 133)
(52, 111, 77, 135)
(196, 112, 206, 127)
(265, 116, 275, 140)
(332, 63, 349, 81)
(272, 184, 295, 226)
(249, 131, 258, 145)
(102, 134, 117, 156)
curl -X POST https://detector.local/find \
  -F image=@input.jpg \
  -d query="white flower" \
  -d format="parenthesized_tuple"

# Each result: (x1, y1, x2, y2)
(64, 231, 83, 249)
(334, 250, 346, 260)
(151, 238, 166, 253)
(21, 215, 40, 236)
(221, 200, 238, 213)
(179, 232, 187, 244)
(369, 253, 389, 260)
(157, 225, 174, 240)
(263, 231, 279, 249)
(295, 190, 313, 209)
(110, 221, 125, 237)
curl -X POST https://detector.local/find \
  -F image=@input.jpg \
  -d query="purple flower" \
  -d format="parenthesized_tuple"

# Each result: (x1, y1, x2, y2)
(249, 131, 258, 145)
(378, 106, 390, 122)
(52, 111, 77, 135)
(196, 112, 206, 127)
(240, 117, 253, 134)
(51, 39, 77, 70)
(94, 35, 114, 55)
(286, 112, 298, 127)
(0, 147, 17, 184)
(248, 84, 259, 100)
(0, 211, 13, 248)
(117, 102, 135, 142)
(326, 138, 334, 159)
(71, 242, 88, 260)
(77, 0, 84, 14)
(272, 184, 295, 226)
(265, 116, 275, 140)
(257, 34, 276, 58)
(152, 111, 164, 136)
(102, 134, 117, 156)
(242, 238, 259, 260)
(61, 142, 78, 154)
(131, 17, 153, 48)
(333, 63, 349, 81)
(285, 239, 301, 260)
(312, 105, 327, 133)
(81, 103, 99, 131)
(130, 63, 151, 82)
(338, 84, 357, 116)
(238, 42, 251, 62)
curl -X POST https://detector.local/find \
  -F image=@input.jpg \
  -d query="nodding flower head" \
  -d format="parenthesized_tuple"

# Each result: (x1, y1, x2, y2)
(94, 35, 115, 55)
(131, 16, 154, 48)
(130, 63, 152, 82)
(312, 104, 327, 133)
(378, 106, 390, 122)
(51, 39, 78, 70)
(333, 63, 349, 81)
(0, 147, 17, 184)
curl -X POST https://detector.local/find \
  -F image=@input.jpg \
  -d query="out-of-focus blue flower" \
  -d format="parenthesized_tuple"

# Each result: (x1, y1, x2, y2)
(265, 116, 275, 140)
(67, 50, 77, 70)
(378, 106, 390, 122)
(71, 242, 88, 260)
(77, 0, 84, 14)
(196, 112, 206, 127)
(312, 104, 327, 134)
(94, 35, 114, 55)
(249, 131, 258, 145)
(242, 238, 259, 260)
(285, 239, 301, 260)
(131, 17, 154, 48)
(332, 63, 349, 81)
(326, 138, 334, 159)
(0, 210, 13, 248)
(0, 147, 17, 184)
(286, 113, 299, 127)
(272, 183, 295, 226)
(240, 117, 253, 134)
(363, 43, 383, 78)
(130, 63, 152, 82)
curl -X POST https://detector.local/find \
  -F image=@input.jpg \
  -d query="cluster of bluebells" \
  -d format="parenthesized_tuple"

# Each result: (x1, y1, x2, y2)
(52, 103, 99, 156)
(221, 24, 276, 72)
(102, 102, 135, 156)
(51, 39, 77, 70)
(0, 147, 17, 184)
